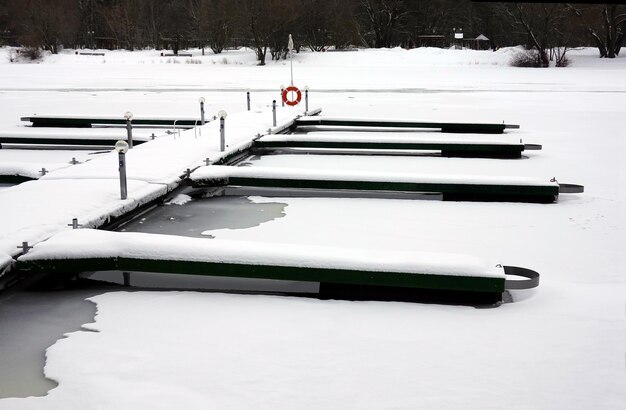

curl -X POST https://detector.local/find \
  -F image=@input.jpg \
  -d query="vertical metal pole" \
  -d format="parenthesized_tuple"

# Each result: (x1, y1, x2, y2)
(118, 152, 127, 200)
(305, 89, 309, 113)
(290, 51, 294, 85)
(280, 87, 285, 107)
(126, 119, 133, 148)
(123, 272, 130, 286)
(220, 117, 225, 152)
(200, 101, 205, 125)
(272, 100, 277, 127)
(247, 90, 251, 111)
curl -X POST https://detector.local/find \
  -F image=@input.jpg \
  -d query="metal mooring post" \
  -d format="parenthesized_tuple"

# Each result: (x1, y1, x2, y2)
(199, 97, 206, 125)
(304, 86, 309, 113)
(124, 111, 134, 148)
(218, 110, 227, 152)
(115, 140, 129, 200)
(17, 242, 33, 254)
(246, 89, 251, 111)
(272, 100, 277, 127)
(67, 218, 82, 229)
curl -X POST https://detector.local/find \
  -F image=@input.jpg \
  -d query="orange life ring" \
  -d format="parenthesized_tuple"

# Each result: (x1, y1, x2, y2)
(282, 86, 302, 106)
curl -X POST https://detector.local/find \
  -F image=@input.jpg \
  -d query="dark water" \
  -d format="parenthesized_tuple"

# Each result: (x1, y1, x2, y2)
(0, 288, 101, 398)
(119, 195, 287, 237)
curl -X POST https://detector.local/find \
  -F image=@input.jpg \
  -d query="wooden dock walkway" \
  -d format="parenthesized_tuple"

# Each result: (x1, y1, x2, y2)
(1, 107, 312, 280)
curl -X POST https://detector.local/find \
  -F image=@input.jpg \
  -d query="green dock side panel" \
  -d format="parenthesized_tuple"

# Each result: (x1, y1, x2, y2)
(294, 118, 515, 134)
(17, 257, 505, 294)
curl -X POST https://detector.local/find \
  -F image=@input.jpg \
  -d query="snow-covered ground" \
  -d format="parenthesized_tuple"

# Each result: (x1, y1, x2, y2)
(0, 47, 624, 409)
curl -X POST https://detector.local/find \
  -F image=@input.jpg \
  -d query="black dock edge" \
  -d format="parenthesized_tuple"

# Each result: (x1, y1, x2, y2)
(318, 282, 502, 306)
(442, 192, 557, 204)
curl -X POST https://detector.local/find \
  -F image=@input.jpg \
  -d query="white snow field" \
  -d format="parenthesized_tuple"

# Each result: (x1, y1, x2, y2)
(0, 47, 625, 409)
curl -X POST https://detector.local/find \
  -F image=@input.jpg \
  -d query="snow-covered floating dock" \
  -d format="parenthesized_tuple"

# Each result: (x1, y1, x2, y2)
(20, 114, 202, 128)
(16, 229, 538, 304)
(189, 165, 582, 203)
(0, 128, 159, 148)
(295, 116, 520, 134)
(0, 106, 314, 280)
(254, 132, 535, 159)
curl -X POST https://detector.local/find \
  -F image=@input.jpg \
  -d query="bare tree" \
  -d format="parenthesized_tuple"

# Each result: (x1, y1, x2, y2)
(204, 0, 236, 54)
(238, 0, 299, 65)
(299, 0, 334, 51)
(9, 0, 79, 53)
(359, 0, 408, 48)
(567, 4, 626, 58)
(497, 3, 569, 67)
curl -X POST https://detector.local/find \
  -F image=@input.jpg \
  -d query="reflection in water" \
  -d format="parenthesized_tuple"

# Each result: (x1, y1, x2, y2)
(87, 271, 319, 294)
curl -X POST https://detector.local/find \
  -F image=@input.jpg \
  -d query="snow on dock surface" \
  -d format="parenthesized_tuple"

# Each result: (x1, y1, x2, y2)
(0, 150, 98, 180)
(0, 107, 308, 269)
(260, 131, 522, 145)
(0, 128, 162, 143)
(19, 228, 505, 279)
(191, 164, 558, 187)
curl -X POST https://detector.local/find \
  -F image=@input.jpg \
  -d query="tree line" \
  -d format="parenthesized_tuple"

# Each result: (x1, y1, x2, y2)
(0, 1, 623, 64)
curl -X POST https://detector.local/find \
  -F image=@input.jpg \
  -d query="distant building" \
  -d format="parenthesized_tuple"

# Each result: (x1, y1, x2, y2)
(463, 34, 491, 50)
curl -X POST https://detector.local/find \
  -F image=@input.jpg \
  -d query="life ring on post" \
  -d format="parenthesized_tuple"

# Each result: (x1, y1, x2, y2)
(282, 86, 302, 106)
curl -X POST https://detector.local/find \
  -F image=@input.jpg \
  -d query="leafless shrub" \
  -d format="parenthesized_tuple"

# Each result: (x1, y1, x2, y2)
(553, 47, 570, 67)
(510, 49, 543, 67)
(20, 47, 43, 61)
(7, 49, 17, 63)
